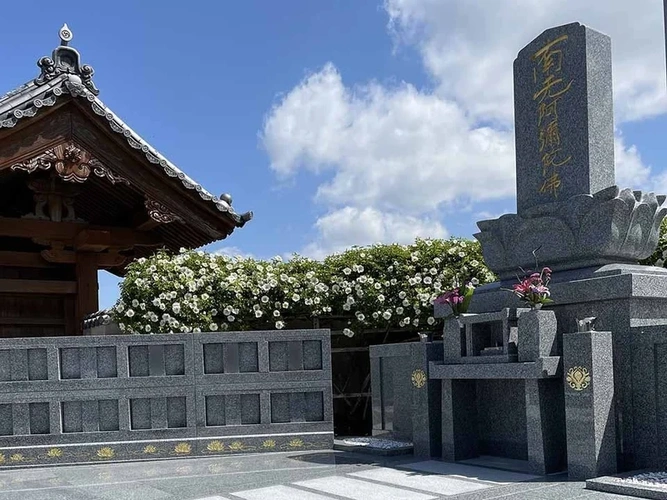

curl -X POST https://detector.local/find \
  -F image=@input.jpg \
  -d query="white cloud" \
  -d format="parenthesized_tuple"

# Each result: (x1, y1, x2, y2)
(210, 246, 254, 259)
(263, 64, 515, 215)
(261, 0, 664, 257)
(385, 0, 667, 123)
(302, 206, 447, 260)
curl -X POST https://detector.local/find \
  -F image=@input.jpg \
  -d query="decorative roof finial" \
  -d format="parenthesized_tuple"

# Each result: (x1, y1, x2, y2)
(34, 23, 99, 95)
(59, 23, 73, 46)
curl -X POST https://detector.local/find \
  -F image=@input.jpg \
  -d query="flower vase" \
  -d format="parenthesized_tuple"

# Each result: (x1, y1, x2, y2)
(517, 307, 557, 362)
(530, 303, 543, 310)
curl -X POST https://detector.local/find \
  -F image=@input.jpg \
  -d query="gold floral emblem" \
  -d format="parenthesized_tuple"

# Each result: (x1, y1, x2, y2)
(262, 439, 276, 449)
(288, 438, 304, 448)
(9, 454, 23, 462)
(207, 440, 225, 452)
(174, 442, 191, 454)
(96, 447, 115, 459)
(411, 369, 427, 388)
(143, 445, 157, 454)
(566, 366, 591, 391)
(0, 454, 5, 464)
(46, 448, 63, 458)
(228, 441, 245, 451)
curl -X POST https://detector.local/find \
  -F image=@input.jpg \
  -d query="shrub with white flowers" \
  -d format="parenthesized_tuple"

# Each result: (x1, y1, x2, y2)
(113, 238, 494, 336)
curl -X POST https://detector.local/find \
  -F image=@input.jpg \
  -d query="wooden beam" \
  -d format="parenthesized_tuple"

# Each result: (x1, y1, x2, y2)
(131, 209, 160, 232)
(0, 279, 76, 294)
(0, 217, 161, 247)
(0, 317, 66, 326)
(75, 253, 99, 334)
(0, 251, 55, 268)
(41, 248, 129, 268)
(74, 230, 112, 251)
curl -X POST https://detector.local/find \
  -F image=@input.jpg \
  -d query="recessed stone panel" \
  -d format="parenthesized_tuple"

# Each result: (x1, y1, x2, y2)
(167, 396, 187, 428)
(269, 342, 288, 372)
(240, 394, 260, 425)
(165, 344, 185, 376)
(303, 341, 322, 370)
(270, 393, 290, 423)
(29, 402, 49, 435)
(239, 343, 259, 373)
(98, 400, 119, 432)
(128, 346, 149, 377)
(203, 343, 224, 374)
(0, 404, 12, 435)
(96, 347, 117, 378)
(305, 392, 324, 422)
(130, 398, 151, 430)
(205, 395, 226, 426)
(27, 348, 47, 380)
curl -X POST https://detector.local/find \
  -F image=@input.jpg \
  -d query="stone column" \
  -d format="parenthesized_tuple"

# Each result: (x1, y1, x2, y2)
(562, 329, 617, 480)
(410, 340, 442, 458)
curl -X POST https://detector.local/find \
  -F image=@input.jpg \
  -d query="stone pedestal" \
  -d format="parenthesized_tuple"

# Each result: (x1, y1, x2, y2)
(469, 264, 667, 472)
(563, 329, 616, 480)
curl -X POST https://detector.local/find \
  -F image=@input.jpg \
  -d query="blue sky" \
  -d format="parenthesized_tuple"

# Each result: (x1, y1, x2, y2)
(0, 1, 665, 309)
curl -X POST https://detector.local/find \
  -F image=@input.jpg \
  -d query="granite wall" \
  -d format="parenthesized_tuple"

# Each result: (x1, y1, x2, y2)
(0, 329, 333, 467)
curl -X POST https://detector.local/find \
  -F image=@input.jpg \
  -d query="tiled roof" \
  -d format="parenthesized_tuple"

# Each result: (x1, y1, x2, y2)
(0, 24, 252, 228)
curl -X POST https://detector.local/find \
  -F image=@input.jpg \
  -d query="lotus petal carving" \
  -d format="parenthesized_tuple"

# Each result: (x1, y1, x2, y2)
(475, 187, 667, 279)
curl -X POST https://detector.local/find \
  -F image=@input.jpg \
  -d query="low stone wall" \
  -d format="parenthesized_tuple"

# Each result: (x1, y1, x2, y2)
(0, 329, 333, 467)
(370, 340, 443, 458)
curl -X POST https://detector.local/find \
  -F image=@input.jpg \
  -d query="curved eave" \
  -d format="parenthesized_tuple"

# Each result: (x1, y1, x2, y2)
(0, 75, 253, 233)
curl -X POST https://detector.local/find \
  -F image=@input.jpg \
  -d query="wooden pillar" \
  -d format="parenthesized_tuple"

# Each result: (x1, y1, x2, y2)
(75, 253, 99, 334)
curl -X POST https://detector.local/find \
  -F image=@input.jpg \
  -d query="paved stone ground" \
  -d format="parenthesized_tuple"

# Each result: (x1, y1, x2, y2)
(0, 451, 633, 499)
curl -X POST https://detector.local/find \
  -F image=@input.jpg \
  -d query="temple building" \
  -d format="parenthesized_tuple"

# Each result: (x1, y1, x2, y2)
(0, 25, 252, 337)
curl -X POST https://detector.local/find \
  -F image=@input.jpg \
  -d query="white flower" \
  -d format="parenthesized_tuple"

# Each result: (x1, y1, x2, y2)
(343, 328, 354, 337)
(255, 310, 263, 318)
(403, 299, 410, 307)
(424, 277, 432, 284)
(282, 302, 289, 309)
(458, 251, 466, 258)
(356, 312, 365, 321)
(471, 277, 480, 285)
(275, 321, 285, 329)
(210, 323, 218, 331)
(261, 296, 269, 303)
(357, 265, 364, 273)
(427, 316, 436, 325)
(193, 327, 201, 333)
(471, 260, 479, 267)
(227, 315, 235, 322)
(172, 303, 181, 314)
(132, 299, 139, 308)
(126, 309, 135, 318)
(413, 318, 420, 326)
(292, 294, 300, 302)
(145, 324, 151, 332)
(273, 310, 281, 317)
(396, 307, 404, 314)
(343, 303, 351, 311)
(382, 311, 391, 320)
(374, 283, 381, 290)
(377, 294, 385, 302)
(343, 267, 352, 275)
